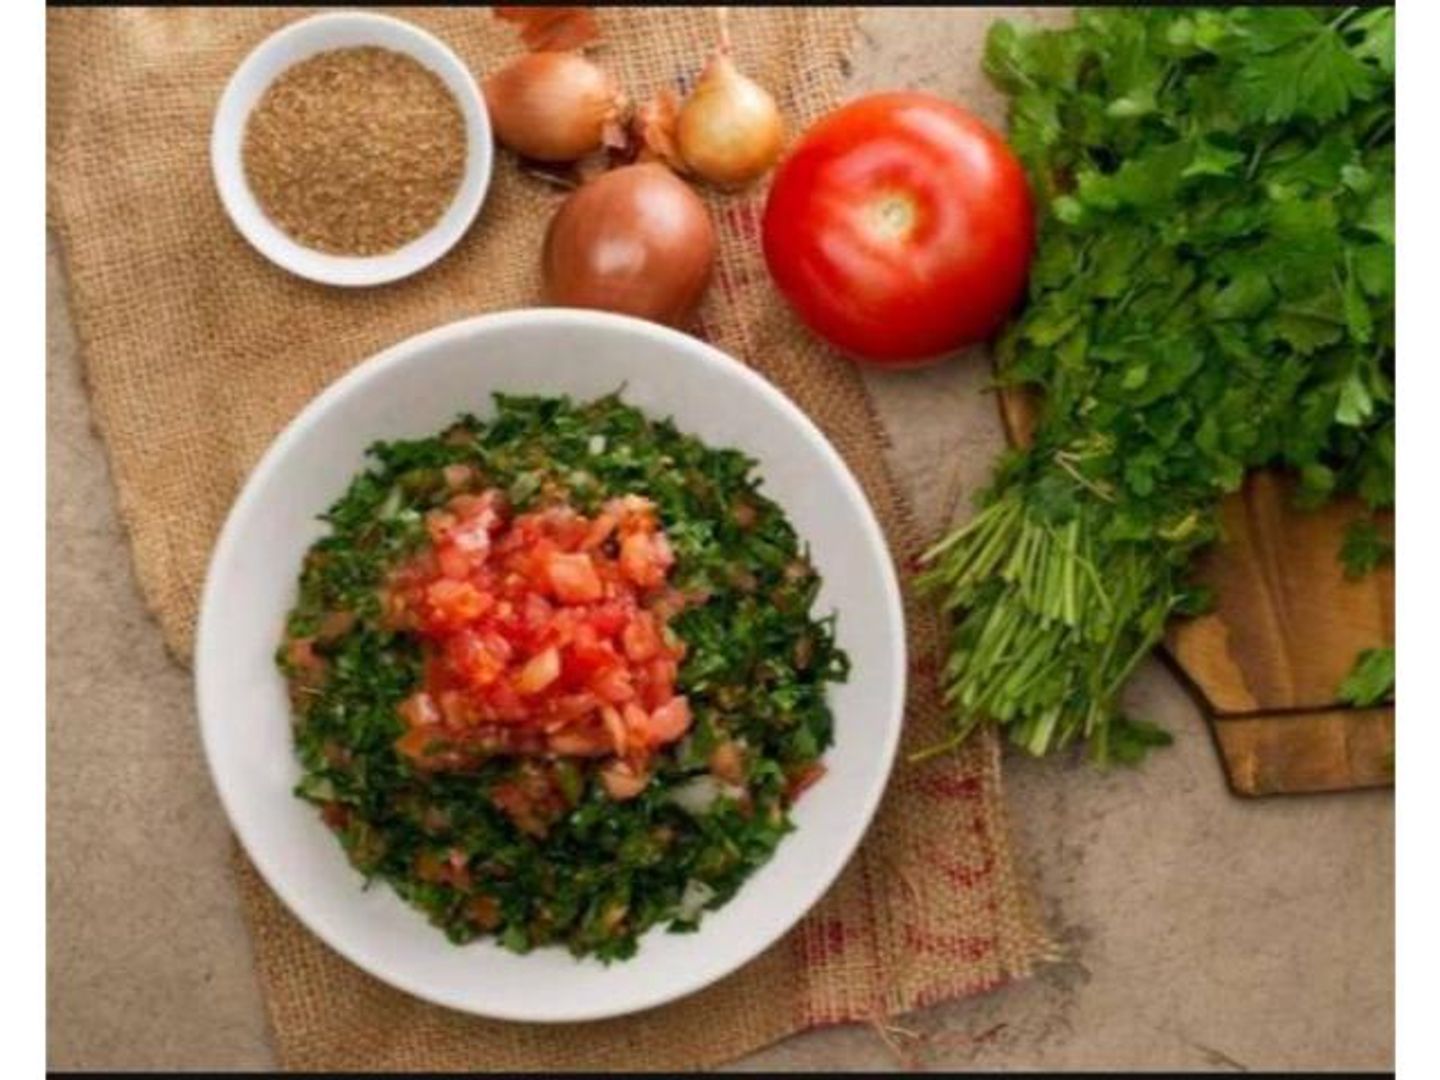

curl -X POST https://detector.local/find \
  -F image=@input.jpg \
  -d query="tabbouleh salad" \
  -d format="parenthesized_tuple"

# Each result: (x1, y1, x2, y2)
(278, 393, 847, 961)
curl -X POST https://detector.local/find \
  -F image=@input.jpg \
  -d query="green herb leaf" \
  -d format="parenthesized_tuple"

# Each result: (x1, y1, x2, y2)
(1340, 518, 1393, 580)
(1338, 647, 1395, 707)
(1235, 21, 1375, 124)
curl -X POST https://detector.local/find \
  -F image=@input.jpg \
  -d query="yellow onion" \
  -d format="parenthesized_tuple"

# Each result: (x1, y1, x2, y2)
(676, 51, 784, 187)
(484, 52, 625, 162)
(542, 163, 716, 326)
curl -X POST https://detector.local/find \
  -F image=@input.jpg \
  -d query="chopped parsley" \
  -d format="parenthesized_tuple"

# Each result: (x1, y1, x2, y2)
(278, 394, 846, 960)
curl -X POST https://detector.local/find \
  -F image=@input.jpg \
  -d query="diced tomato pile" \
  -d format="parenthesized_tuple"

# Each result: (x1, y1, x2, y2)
(384, 490, 692, 797)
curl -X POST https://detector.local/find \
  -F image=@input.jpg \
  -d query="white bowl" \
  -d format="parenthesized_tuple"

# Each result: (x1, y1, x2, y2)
(196, 310, 906, 1021)
(211, 12, 492, 287)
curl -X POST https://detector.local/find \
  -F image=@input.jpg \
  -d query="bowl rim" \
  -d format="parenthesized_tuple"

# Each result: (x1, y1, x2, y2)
(195, 309, 907, 1021)
(210, 10, 493, 287)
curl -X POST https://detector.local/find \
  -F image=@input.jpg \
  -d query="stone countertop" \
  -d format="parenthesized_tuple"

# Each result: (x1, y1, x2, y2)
(46, 8, 1394, 1071)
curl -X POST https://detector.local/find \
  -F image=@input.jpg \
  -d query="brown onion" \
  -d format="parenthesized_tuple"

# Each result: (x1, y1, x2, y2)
(675, 16, 784, 187)
(542, 163, 716, 326)
(484, 52, 625, 162)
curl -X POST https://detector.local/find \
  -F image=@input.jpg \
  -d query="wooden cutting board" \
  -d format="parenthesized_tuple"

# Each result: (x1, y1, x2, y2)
(996, 387, 1394, 796)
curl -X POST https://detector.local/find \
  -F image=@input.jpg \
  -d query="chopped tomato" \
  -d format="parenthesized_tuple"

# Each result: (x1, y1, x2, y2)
(621, 613, 661, 661)
(547, 551, 603, 603)
(320, 801, 352, 831)
(602, 705, 629, 755)
(490, 763, 578, 836)
(425, 579, 491, 628)
(581, 512, 618, 551)
(708, 739, 746, 785)
(438, 544, 472, 581)
(786, 761, 828, 802)
(436, 689, 473, 726)
(514, 647, 561, 695)
(599, 759, 650, 801)
(398, 692, 442, 729)
(519, 593, 555, 643)
(621, 702, 650, 739)
(442, 463, 476, 490)
(619, 532, 668, 589)
(639, 656, 680, 709)
(285, 638, 328, 694)
(642, 697, 692, 746)
(394, 727, 471, 770)
(587, 601, 631, 637)
(316, 609, 358, 642)
(468, 894, 502, 930)
(426, 510, 458, 546)
(563, 633, 619, 686)
(590, 664, 636, 704)
(385, 489, 691, 782)
(286, 637, 321, 671)
(414, 852, 446, 887)
(443, 630, 505, 687)
(548, 725, 614, 756)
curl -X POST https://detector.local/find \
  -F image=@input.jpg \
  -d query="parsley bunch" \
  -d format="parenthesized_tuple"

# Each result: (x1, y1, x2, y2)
(919, 7, 1394, 764)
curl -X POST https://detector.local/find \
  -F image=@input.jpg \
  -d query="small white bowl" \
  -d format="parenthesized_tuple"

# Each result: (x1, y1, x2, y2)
(196, 310, 906, 1022)
(211, 12, 492, 287)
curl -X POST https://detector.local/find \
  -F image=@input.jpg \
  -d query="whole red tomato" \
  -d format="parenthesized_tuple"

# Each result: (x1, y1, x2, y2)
(762, 91, 1034, 366)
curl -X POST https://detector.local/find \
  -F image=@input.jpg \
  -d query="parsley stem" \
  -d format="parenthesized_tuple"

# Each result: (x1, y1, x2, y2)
(1277, 304, 1346, 325)
(1245, 132, 1279, 183)
(908, 728, 968, 765)
(1363, 112, 1394, 151)
(1053, 452, 1115, 503)
(1155, 62, 1180, 105)
(1328, 6, 1362, 33)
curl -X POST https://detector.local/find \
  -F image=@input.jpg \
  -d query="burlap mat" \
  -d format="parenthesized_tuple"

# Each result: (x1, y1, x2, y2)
(48, 7, 1051, 1071)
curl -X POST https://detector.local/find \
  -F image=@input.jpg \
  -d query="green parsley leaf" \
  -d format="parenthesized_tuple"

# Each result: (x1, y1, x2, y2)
(1338, 647, 1395, 707)
(1339, 518, 1393, 580)
(1235, 21, 1375, 124)
(1350, 9, 1394, 77)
